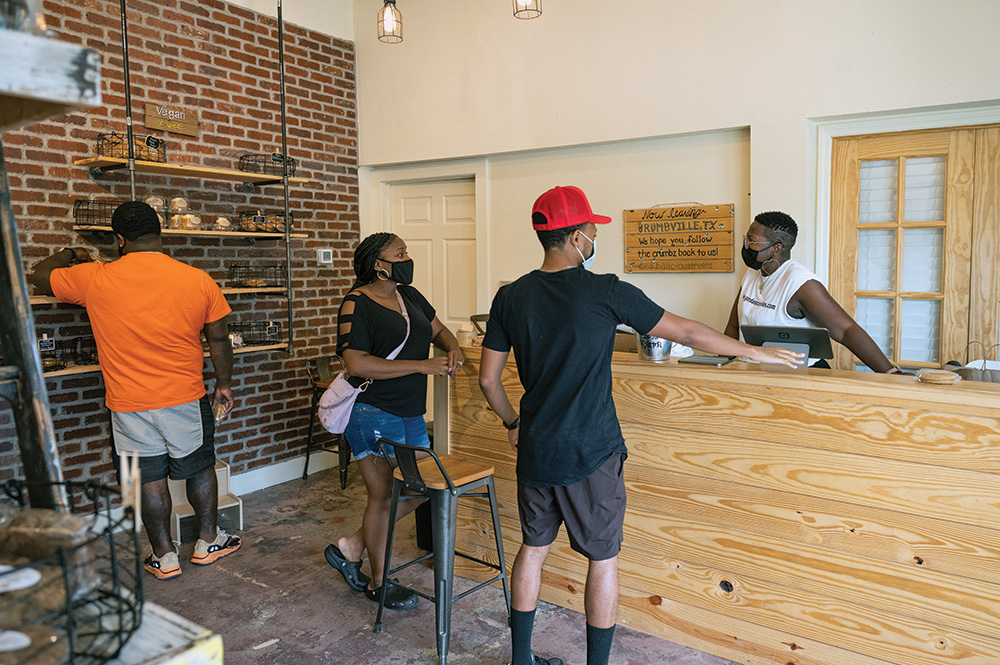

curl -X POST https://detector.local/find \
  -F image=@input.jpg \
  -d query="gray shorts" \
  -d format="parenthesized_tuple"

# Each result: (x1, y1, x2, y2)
(517, 452, 627, 561)
(110, 396, 215, 484)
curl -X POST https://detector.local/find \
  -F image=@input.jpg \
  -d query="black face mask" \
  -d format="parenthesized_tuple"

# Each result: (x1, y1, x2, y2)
(741, 243, 775, 270)
(383, 258, 414, 285)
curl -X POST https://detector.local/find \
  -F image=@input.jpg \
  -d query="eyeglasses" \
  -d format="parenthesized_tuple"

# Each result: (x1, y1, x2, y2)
(743, 235, 772, 249)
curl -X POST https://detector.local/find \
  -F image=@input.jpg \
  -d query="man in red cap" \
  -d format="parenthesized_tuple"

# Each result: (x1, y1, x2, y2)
(479, 186, 799, 665)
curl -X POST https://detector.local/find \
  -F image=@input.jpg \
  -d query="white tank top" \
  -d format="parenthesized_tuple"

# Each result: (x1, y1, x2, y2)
(737, 259, 822, 364)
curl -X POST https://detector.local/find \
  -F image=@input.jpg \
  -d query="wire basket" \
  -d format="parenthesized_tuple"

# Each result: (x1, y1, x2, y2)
(237, 153, 296, 177)
(228, 320, 283, 346)
(0, 480, 143, 665)
(96, 132, 167, 163)
(38, 336, 66, 372)
(226, 265, 287, 289)
(73, 200, 120, 227)
(71, 337, 99, 366)
(236, 210, 292, 234)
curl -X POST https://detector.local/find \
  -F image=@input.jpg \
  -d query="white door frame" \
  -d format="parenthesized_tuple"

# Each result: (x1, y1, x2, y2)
(359, 159, 490, 314)
(808, 103, 1000, 286)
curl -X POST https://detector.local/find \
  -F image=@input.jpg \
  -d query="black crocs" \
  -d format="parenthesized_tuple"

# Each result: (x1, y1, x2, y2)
(324, 544, 370, 592)
(365, 580, 419, 611)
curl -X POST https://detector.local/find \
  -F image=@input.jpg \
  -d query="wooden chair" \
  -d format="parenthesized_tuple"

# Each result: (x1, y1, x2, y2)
(470, 314, 489, 335)
(302, 355, 352, 488)
(374, 437, 510, 665)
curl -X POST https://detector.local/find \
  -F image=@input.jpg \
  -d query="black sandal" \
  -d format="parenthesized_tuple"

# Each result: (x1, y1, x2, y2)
(365, 580, 419, 611)
(324, 544, 370, 592)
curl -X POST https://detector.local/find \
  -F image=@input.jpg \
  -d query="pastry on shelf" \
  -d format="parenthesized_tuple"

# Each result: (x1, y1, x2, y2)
(168, 213, 201, 230)
(169, 197, 188, 214)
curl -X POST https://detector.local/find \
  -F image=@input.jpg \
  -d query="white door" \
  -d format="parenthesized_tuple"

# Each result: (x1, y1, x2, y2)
(388, 178, 477, 334)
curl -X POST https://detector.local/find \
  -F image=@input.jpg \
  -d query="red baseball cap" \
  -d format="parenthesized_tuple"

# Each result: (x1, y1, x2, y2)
(531, 186, 612, 231)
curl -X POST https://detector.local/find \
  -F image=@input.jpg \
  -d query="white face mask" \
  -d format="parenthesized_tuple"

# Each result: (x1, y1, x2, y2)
(575, 231, 596, 270)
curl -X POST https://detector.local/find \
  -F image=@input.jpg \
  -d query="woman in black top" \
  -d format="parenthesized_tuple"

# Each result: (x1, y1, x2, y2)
(323, 232, 464, 610)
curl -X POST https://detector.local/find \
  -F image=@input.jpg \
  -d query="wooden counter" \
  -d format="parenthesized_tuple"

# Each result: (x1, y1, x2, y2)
(446, 346, 1000, 665)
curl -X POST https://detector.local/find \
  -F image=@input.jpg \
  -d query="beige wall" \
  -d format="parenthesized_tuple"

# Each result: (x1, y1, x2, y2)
(230, 0, 353, 40)
(483, 130, 750, 327)
(351, 0, 1000, 322)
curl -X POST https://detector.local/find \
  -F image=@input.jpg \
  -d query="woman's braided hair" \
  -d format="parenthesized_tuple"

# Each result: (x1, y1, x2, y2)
(352, 232, 397, 288)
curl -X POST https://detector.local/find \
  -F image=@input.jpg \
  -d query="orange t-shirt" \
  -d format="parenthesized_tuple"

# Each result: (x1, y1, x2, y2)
(50, 252, 231, 412)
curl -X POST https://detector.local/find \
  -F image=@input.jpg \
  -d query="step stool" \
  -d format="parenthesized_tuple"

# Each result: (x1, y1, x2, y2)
(167, 460, 243, 545)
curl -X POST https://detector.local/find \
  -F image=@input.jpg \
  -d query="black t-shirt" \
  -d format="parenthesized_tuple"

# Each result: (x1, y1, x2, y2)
(483, 269, 663, 487)
(336, 285, 436, 418)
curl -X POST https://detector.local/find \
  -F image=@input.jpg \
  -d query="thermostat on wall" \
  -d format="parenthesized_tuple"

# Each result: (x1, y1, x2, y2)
(317, 248, 334, 266)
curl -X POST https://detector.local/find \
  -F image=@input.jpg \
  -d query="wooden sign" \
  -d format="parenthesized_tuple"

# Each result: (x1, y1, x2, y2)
(144, 103, 198, 137)
(623, 204, 735, 273)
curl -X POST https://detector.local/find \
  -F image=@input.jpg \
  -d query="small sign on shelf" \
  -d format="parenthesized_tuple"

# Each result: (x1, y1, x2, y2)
(623, 203, 735, 274)
(144, 103, 198, 137)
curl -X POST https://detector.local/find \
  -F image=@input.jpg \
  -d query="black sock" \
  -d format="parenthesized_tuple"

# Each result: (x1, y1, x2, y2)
(586, 623, 616, 665)
(510, 608, 536, 665)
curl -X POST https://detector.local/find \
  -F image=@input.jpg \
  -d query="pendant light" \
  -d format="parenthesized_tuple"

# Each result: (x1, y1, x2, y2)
(513, 0, 541, 19)
(378, 0, 402, 43)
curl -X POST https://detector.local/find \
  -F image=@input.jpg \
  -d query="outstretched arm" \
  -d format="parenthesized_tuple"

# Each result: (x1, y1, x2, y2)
(792, 280, 895, 373)
(648, 310, 802, 367)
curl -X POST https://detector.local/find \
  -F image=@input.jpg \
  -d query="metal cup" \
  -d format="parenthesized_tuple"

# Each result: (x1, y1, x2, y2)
(635, 332, 672, 362)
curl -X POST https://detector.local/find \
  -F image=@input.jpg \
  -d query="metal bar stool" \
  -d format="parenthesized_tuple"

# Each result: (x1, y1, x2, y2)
(374, 437, 510, 665)
(302, 355, 351, 488)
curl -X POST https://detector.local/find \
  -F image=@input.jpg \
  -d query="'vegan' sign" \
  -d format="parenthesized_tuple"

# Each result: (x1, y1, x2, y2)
(144, 103, 198, 137)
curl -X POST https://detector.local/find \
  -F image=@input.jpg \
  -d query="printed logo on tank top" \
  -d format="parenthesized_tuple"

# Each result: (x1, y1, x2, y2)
(742, 294, 777, 311)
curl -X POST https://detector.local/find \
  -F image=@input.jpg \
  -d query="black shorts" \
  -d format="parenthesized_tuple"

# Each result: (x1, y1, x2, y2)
(517, 452, 627, 561)
(110, 396, 216, 485)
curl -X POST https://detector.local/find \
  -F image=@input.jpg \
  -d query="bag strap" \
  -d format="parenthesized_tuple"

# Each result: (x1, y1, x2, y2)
(340, 290, 411, 390)
(385, 290, 410, 361)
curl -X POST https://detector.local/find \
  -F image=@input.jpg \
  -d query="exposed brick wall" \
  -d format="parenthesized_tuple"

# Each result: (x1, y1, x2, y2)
(0, 0, 357, 482)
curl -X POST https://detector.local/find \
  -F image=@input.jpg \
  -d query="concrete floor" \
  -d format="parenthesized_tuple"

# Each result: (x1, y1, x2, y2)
(134, 464, 738, 665)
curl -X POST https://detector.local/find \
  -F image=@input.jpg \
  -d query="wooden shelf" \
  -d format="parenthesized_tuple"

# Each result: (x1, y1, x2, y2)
(42, 344, 287, 377)
(42, 363, 100, 378)
(221, 287, 286, 295)
(0, 31, 101, 131)
(72, 157, 309, 185)
(231, 343, 286, 355)
(30, 288, 285, 305)
(72, 224, 307, 239)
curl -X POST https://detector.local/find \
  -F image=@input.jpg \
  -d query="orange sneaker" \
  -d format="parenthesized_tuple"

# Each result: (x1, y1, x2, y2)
(143, 550, 182, 580)
(191, 529, 241, 566)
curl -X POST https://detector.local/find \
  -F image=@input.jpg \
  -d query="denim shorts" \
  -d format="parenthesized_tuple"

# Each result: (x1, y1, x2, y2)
(344, 402, 430, 461)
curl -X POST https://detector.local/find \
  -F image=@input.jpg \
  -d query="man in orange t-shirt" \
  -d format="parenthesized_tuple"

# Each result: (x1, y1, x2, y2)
(33, 201, 241, 580)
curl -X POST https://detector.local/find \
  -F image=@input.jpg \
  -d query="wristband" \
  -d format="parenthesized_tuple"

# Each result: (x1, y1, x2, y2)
(503, 415, 520, 430)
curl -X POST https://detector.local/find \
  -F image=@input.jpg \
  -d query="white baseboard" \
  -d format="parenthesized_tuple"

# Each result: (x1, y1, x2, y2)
(230, 450, 339, 496)
(102, 452, 339, 536)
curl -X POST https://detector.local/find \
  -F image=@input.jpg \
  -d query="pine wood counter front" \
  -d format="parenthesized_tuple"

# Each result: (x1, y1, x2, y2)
(446, 346, 1000, 665)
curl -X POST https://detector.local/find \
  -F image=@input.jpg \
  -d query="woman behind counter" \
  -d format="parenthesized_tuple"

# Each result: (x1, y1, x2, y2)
(725, 211, 900, 373)
(324, 232, 464, 610)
